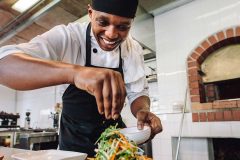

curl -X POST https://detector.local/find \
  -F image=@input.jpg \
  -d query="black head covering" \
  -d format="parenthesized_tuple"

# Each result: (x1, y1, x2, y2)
(91, 0, 138, 18)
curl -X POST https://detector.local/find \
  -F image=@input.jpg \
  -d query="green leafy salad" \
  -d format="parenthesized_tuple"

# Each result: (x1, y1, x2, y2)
(92, 125, 152, 160)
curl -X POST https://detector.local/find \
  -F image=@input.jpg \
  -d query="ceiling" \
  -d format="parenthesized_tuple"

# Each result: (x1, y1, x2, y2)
(0, 0, 192, 59)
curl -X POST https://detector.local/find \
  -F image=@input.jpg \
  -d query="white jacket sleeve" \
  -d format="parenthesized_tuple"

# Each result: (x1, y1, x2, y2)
(0, 23, 85, 64)
(121, 35, 149, 105)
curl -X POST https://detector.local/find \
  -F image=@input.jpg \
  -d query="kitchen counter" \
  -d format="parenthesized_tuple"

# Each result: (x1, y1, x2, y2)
(0, 129, 58, 149)
(0, 147, 31, 160)
(19, 132, 58, 150)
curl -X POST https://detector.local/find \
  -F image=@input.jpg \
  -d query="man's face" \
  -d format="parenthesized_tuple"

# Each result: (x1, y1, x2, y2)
(88, 5, 133, 51)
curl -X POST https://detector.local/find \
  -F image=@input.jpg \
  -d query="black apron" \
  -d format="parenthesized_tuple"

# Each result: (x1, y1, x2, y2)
(59, 23, 126, 157)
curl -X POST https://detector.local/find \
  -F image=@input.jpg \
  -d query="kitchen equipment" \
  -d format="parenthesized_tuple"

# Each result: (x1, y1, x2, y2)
(49, 112, 59, 129)
(0, 111, 20, 128)
(24, 112, 31, 129)
(0, 131, 15, 148)
(19, 132, 58, 150)
(120, 126, 151, 144)
(11, 149, 87, 160)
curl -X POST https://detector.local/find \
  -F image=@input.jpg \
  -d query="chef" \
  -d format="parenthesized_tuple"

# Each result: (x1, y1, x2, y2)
(0, 0, 162, 156)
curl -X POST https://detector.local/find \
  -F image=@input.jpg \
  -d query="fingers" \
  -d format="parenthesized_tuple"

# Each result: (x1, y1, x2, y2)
(102, 77, 112, 119)
(148, 114, 163, 139)
(136, 110, 148, 130)
(94, 85, 104, 115)
(111, 72, 126, 119)
(110, 73, 121, 119)
(75, 67, 126, 120)
(92, 69, 125, 120)
(118, 74, 126, 112)
(137, 110, 163, 140)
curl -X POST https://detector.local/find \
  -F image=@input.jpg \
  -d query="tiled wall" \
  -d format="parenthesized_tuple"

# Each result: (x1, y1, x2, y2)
(16, 87, 57, 128)
(153, 0, 240, 159)
(0, 85, 16, 113)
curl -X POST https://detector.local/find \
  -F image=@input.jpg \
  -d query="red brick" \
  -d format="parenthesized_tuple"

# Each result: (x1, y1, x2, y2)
(189, 81, 199, 89)
(216, 31, 225, 41)
(191, 102, 212, 111)
(192, 113, 199, 122)
(223, 101, 237, 108)
(199, 112, 207, 122)
(237, 100, 240, 107)
(192, 103, 213, 110)
(208, 35, 218, 45)
(215, 112, 224, 121)
(213, 101, 221, 109)
(188, 61, 198, 68)
(188, 68, 199, 76)
(195, 47, 205, 55)
(190, 89, 200, 95)
(236, 26, 240, 36)
(191, 52, 201, 60)
(232, 110, 240, 121)
(192, 103, 203, 110)
(201, 40, 210, 50)
(213, 101, 232, 109)
(202, 103, 213, 110)
(187, 56, 194, 62)
(191, 95, 201, 102)
(226, 28, 234, 38)
(189, 75, 200, 82)
(207, 112, 215, 121)
(223, 110, 232, 121)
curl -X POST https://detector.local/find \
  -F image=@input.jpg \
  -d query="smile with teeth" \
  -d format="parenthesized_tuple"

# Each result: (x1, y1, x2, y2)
(102, 38, 118, 45)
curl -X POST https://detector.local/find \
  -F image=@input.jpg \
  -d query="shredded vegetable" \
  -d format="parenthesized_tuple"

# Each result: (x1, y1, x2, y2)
(91, 124, 152, 160)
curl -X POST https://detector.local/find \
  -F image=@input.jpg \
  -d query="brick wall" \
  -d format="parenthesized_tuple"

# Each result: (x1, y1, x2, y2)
(188, 26, 240, 122)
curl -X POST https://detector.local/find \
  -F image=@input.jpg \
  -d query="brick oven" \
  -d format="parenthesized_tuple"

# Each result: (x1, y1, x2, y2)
(186, 26, 240, 159)
(187, 26, 240, 122)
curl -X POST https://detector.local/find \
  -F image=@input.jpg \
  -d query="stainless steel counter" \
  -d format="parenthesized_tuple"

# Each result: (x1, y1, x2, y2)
(0, 129, 58, 149)
(19, 132, 58, 150)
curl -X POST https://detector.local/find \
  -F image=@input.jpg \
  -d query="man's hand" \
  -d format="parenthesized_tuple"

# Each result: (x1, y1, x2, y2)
(136, 109, 162, 140)
(0, 53, 126, 120)
(73, 66, 126, 120)
(131, 96, 162, 140)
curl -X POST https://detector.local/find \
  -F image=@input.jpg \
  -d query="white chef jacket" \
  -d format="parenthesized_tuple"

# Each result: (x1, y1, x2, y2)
(0, 22, 149, 105)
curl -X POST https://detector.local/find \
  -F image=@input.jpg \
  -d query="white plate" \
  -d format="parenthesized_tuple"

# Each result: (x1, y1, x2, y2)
(11, 149, 87, 160)
(120, 126, 151, 144)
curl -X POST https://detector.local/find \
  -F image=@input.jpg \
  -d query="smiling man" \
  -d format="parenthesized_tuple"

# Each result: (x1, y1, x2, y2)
(0, 0, 162, 156)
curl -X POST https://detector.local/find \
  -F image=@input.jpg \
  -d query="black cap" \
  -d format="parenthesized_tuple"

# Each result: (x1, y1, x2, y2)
(91, 0, 138, 18)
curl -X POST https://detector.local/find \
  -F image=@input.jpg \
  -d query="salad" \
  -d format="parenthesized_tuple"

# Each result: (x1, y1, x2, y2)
(92, 125, 152, 160)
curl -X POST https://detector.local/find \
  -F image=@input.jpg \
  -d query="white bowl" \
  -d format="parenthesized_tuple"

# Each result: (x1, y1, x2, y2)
(120, 126, 151, 144)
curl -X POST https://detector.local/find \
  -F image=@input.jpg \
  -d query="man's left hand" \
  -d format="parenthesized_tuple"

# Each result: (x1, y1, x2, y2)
(136, 109, 162, 140)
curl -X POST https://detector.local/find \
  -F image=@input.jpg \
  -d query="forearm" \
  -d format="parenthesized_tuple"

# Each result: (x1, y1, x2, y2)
(0, 53, 76, 90)
(0, 52, 128, 120)
(130, 95, 150, 117)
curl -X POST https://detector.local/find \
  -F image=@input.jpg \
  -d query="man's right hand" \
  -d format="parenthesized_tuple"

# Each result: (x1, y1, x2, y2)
(0, 53, 126, 120)
(72, 66, 126, 120)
